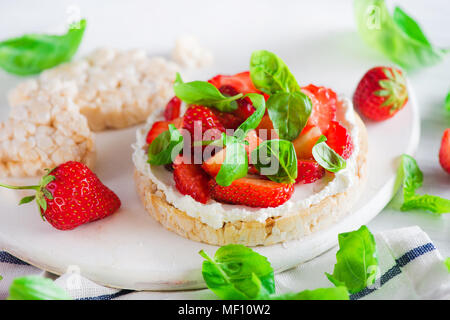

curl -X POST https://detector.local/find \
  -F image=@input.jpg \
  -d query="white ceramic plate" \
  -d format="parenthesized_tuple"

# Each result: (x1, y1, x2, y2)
(0, 2, 421, 288)
(0, 87, 419, 290)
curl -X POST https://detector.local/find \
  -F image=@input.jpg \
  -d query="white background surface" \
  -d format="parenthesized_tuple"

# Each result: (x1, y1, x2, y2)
(0, 0, 448, 291)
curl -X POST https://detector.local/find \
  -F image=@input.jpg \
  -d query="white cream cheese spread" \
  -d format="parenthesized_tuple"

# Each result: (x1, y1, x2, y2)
(132, 96, 359, 229)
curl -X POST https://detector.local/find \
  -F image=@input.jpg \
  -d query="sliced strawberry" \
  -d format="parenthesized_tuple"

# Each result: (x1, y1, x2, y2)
(182, 105, 225, 138)
(292, 125, 322, 159)
(296, 160, 325, 184)
(248, 165, 260, 175)
(211, 109, 242, 130)
(173, 155, 210, 204)
(209, 176, 294, 208)
(439, 128, 450, 174)
(326, 121, 353, 159)
(202, 130, 262, 177)
(235, 98, 256, 121)
(217, 84, 256, 122)
(256, 114, 279, 140)
(164, 96, 181, 121)
(202, 149, 226, 177)
(302, 84, 337, 133)
(208, 71, 260, 94)
(146, 118, 183, 145)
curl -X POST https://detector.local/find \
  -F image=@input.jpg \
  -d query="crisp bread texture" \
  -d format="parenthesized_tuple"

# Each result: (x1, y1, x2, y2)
(134, 113, 368, 246)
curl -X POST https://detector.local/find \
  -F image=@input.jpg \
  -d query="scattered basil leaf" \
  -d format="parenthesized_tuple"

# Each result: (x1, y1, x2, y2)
(0, 19, 86, 75)
(199, 244, 275, 300)
(249, 50, 300, 94)
(445, 258, 450, 273)
(396, 154, 450, 214)
(147, 124, 183, 165)
(251, 139, 298, 184)
(234, 93, 266, 140)
(267, 91, 312, 141)
(173, 73, 242, 112)
(392, 7, 430, 46)
(312, 135, 346, 173)
(325, 225, 378, 294)
(215, 142, 248, 187)
(8, 276, 72, 300)
(354, 0, 448, 70)
(269, 287, 349, 300)
(445, 91, 450, 113)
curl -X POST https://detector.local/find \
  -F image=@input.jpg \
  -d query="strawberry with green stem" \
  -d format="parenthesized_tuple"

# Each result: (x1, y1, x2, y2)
(0, 161, 121, 230)
(353, 66, 408, 121)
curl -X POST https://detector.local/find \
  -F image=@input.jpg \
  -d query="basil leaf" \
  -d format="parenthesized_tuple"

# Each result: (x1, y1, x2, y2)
(174, 73, 242, 112)
(267, 91, 312, 141)
(234, 93, 266, 140)
(215, 142, 248, 187)
(396, 154, 450, 214)
(147, 124, 183, 165)
(445, 258, 450, 273)
(199, 244, 275, 300)
(393, 7, 430, 46)
(445, 91, 450, 113)
(401, 195, 450, 214)
(251, 139, 297, 184)
(269, 287, 349, 300)
(325, 225, 378, 294)
(354, 0, 447, 70)
(0, 19, 86, 75)
(8, 276, 72, 300)
(312, 135, 346, 173)
(249, 50, 300, 94)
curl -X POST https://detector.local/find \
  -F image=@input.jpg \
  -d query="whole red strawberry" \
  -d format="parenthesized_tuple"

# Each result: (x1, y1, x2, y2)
(0, 161, 121, 230)
(439, 128, 450, 174)
(353, 66, 408, 121)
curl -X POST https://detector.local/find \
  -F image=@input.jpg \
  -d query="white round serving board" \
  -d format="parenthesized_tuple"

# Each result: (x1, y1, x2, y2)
(0, 89, 419, 291)
(0, 4, 421, 289)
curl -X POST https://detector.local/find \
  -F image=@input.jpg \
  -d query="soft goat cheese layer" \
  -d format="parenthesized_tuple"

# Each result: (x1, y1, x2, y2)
(132, 96, 360, 229)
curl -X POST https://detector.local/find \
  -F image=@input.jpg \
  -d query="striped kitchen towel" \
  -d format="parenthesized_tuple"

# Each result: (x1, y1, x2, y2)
(0, 225, 449, 300)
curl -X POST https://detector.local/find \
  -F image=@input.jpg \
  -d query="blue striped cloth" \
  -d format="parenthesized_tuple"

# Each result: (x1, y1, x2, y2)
(1, 226, 449, 300)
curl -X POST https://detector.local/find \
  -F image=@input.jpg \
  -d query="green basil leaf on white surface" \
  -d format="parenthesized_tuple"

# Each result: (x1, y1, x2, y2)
(251, 139, 298, 184)
(395, 154, 450, 214)
(269, 287, 349, 300)
(199, 244, 275, 300)
(445, 258, 450, 273)
(445, 91, 450, 113)
(267, 91, 312, 141)
(147, 124, 184, 165)
(326, 225, 378, 294)
(173, 73, 242, 112)
(8, 276, 72, 300)
(354, 0, 448, 70)
(249, 50, 300, 95)
(312, 135, 346, 173)
(0, 19, 86, 75)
